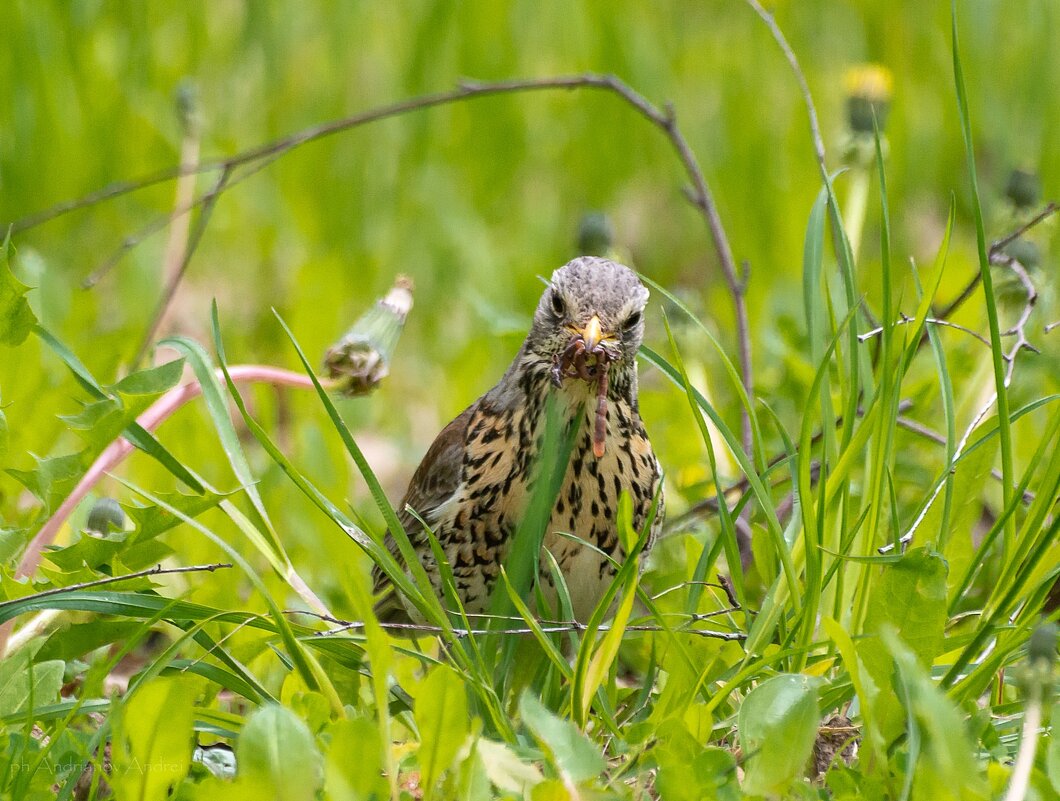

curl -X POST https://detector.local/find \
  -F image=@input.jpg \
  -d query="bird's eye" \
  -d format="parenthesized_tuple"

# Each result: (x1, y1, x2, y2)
(550, 291, 566, 317)
(623, 310, 642, 331)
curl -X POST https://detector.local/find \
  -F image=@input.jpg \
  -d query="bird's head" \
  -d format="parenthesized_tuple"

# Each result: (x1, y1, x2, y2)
(527, 257, 649, 382)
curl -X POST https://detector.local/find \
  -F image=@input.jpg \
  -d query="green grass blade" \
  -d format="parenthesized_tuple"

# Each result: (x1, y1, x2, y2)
(951, 1, 1015, 553)
(641, 344, 793, 615)
(661, 313, 747, 616)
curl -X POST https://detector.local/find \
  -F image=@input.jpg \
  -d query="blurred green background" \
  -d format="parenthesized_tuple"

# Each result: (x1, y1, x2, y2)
(2, 1, 1056, 613)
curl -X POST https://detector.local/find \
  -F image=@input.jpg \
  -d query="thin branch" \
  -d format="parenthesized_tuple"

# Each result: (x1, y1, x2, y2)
(0, 563, 232, 609)
(895, 416, 1035, 504)
(82, 153, 283, 289)
(130, 166, 233, 370)
(859, 313, 1008, 356)
(294, 610, 746, 641)
(8, 72, 755, 467)
(935, 201, 1056, 320)
(995, 256, 1040, 385)
(990, 201, 1058, 254)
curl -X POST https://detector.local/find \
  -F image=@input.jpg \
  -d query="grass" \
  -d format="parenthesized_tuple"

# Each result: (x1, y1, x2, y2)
(0, 2, 1058, 800)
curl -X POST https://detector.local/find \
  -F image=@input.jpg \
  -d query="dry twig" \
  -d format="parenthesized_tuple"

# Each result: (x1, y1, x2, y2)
(2, 562, 232, 607)
(8, 73, 755, 467)
(290, 609, 746, 641)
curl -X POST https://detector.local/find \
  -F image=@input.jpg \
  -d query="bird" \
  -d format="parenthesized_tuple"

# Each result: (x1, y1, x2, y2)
(373, 257, 663, 624)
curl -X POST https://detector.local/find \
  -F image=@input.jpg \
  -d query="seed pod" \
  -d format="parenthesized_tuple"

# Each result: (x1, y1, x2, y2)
(86, 497, 126, 536)
(323, 275, 414, 397)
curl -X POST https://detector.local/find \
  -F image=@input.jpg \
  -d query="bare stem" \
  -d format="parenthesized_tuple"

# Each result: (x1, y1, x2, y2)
(859, 314, 1008, 356)
(1, 562, 232, 609)
(935, 201, 1056, 320)
(16, 366, 334, 580)
(130, 166, 233, 370)
(291, 609, 746, 641)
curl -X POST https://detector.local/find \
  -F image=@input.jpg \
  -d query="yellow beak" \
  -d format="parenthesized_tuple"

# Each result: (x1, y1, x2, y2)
(579, 315, 606, 351)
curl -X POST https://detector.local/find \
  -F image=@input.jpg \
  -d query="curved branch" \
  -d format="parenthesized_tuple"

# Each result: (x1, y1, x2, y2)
(9, 71, 756, 464)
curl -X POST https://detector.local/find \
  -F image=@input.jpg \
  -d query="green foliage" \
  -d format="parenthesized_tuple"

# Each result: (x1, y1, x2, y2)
(228, 703, 324, 800)
(416, 665, 470, 799)
(856, 548, 948, 740)
(738, 674, 823, 796)
(111, 676, 197, 801)
(0, 241, 37, 348)
(0, 2, 1056, 800)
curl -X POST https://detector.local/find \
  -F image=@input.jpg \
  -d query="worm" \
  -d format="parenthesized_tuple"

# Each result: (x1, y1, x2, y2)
(593, 365, 609, 458)
(552, 333, 615, 458)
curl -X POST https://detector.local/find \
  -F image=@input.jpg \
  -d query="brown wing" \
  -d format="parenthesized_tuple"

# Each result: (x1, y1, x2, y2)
(371, 405, 473, 622)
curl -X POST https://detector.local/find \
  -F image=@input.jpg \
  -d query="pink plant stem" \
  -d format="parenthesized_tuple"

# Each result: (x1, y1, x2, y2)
(15, 365, 318, 580)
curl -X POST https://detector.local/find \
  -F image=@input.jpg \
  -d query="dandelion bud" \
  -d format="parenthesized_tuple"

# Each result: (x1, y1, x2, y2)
(86, 497, 126, 536)
(844, 64, 893, 134)
(577, 212, 614, 257)
(1005, 168, 1040, 209)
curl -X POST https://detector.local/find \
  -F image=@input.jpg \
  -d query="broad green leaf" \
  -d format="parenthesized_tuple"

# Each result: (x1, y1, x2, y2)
(110, 357, 185, 396)
(236, 703, 323, 801)
(856, 547, 948, 740)
(519, 691, 605, 784)
(0, 652, 64, 716)
(417, 664, 470, 799)
(125, 489, 226, 544)
(883, 628, 988, 800)
(655, 720, 740, 801)
(453, 740, 492, 801)
(111, 676, 197, 801)
(476, 739, 544, 794)
(738, 673, 823, 796)
(44, 534, 127, 571)
(6, 452, 82, 511)
(0, 528, 23, 562)
(57, 397, 123, 434)
(0, 246, 37, 347)
(324, 717, 388, 801)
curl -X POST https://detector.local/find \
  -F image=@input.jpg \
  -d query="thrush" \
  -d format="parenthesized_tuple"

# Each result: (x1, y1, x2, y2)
(373, 257, 663, 623)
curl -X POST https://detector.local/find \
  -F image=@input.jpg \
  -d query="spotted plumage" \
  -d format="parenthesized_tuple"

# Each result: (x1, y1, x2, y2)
(373, 257, 663, 622)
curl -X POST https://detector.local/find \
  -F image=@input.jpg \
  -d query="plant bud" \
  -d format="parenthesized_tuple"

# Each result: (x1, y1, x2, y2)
(844, 64, 893, 134)
(86, 497, 126, 536)
(324, 275, 414, 397)
(1005, 169, 1040, 209)
(577, 212, 614, 257)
